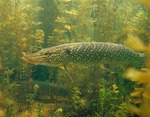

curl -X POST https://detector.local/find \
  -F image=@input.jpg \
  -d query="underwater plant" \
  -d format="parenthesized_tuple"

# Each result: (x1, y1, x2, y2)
(1, 0, 150, 117)
(125, 64, 150, 117)
(37, 103, 44, 117)
(124, 36, 150, 117)
(91, 0, 149, 43)
(48, 0, 93, 44)
(54, 108, 63, 117)
(0, 0, 44, 116)
(65, 87, 87, 117)
(134, 0, 150, 8)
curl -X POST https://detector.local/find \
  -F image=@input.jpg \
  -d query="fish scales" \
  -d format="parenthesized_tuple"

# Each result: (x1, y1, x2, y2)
(23, 42, 146, 66)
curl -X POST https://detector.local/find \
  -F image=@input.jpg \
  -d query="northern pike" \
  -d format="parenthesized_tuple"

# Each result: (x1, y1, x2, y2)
(23, 42, 146, 67)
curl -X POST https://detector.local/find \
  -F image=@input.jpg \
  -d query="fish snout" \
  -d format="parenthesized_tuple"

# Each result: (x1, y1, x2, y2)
(22, 56, 35, 63)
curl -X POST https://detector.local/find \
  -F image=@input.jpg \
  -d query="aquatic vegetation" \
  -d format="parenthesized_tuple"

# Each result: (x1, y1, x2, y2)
(65, 9, 78, 16)
(134, 0, 150, 8)
(92, 0, 118, 41)
(37, 103, 44, 117)
(0, 0, 44, 81)
(48, 0, 93, 44)
(40, 1, 150, 116)
(97, 79, 122, 117)
(55, 16, 67, 23)
(0, 0, 44, 116)
(0, 79, 19, 116)
(125, 66, 150, 117)
(124, 36, 150, 117)
(0, 0, 150, 116)
(125, 34, 146, 52)
(114, 102, 128, 117)
(98, 79, 106, 116)
(54, 108, 63, 117)
(66, 87, 87, 116)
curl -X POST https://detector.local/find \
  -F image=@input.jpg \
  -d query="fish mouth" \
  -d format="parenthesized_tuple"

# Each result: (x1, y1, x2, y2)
(22, 56, 35, 63)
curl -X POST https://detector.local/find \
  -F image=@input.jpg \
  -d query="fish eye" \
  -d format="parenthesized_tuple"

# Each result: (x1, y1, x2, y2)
(41, 51, 50, 55)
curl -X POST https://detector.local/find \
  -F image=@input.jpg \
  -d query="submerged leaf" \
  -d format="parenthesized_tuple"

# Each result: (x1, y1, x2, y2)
(142, 85, 150, 99)
(53, 28, 66, 34)
(55, 17, 66, 23)
(64, 25, 71, 31)
(125, 34, 146, 52)
(128, 104, 140, 115)
(130, 90, 142, 97)
(134, 0, 150, 8)
(124, 68, 150, 83)
(132, 98, 143, 104)
(63, 0, 71, 3)
(65, 10, 78, 15)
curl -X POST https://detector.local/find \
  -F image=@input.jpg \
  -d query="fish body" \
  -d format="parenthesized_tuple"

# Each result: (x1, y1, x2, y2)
(23, 42, 146, 67)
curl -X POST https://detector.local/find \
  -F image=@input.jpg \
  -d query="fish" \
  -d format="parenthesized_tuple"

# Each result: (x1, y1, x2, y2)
(22, 42, 146, 67)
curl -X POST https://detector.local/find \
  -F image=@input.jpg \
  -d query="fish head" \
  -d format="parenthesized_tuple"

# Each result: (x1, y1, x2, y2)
(22, 46, 71, 66)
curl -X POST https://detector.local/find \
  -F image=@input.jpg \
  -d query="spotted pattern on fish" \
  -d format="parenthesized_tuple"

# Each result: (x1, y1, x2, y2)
(23, 42, 146, 67)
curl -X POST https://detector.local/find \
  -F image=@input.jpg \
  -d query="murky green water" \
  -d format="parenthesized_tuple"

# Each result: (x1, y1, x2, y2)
(0, 0, 150, 116)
